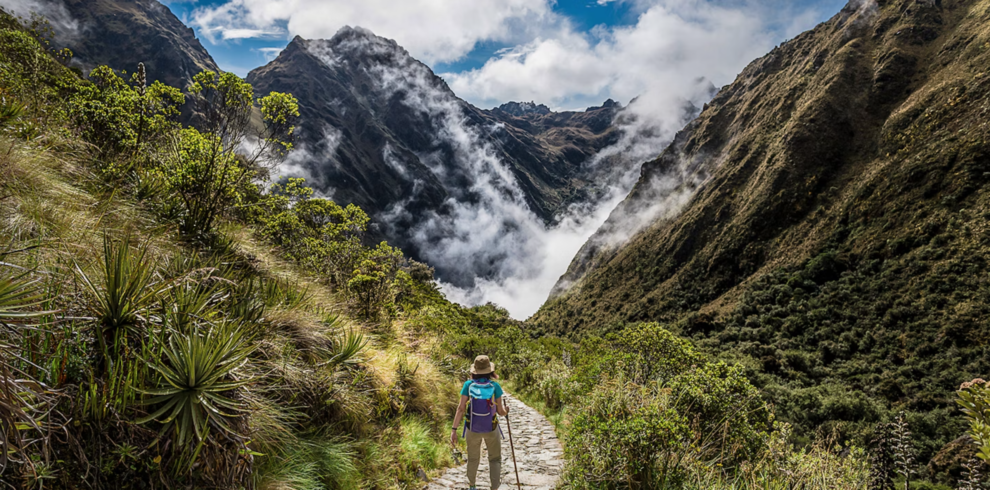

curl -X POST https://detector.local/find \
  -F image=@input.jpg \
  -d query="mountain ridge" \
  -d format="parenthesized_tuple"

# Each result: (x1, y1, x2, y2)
(7, 0, 220, 91)
(247, 27, 625, 286)
(531, 0, 990, 458)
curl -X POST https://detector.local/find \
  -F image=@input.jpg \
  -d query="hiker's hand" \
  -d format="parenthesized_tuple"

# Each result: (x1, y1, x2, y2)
(450, 429, 457, 447)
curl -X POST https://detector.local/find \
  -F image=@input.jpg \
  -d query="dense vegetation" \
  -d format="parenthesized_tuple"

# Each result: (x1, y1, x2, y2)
(531, 0, 990, 483)
(0, 10, 471, 488)
(4, 2, 990, 489)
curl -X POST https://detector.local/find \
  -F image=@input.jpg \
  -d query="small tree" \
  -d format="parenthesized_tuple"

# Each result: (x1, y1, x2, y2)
(347, 243, 403, 319)
(162, 70, 298, 240)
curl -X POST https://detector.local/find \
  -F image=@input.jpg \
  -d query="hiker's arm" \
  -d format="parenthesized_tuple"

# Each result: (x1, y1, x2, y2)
(495, 397, 508, 417)
(450, 395, 468, 442)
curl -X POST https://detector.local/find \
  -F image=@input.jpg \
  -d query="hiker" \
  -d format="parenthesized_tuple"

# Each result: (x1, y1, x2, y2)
(451, 355, 509, 490)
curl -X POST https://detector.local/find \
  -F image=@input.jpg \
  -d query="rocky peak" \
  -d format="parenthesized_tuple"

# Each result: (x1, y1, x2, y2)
(248, 25, 620, 287)
(22, 0, 218, 90)
(495, 101, 552, 117)
(587, 99, 621, 112)
(303, 25, 413, 69)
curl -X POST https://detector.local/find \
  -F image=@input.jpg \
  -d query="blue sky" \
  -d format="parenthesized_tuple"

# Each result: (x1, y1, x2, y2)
(162, 0, 848, 109)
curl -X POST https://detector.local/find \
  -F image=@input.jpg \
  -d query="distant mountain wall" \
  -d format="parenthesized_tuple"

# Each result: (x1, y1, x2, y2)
(247, 28, 624, 286)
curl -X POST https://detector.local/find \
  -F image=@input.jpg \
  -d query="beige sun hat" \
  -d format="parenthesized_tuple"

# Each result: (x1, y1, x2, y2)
(470, 355, 495, 375)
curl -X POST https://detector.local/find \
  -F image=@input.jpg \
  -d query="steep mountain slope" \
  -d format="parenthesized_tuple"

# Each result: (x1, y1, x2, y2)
(533, 0, 990, 458)
(2, 0, 218, 90)
(247, 28, 620, 284)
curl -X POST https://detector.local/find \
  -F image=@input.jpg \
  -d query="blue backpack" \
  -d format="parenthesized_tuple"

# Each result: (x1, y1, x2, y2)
(464, 380, 498, 434)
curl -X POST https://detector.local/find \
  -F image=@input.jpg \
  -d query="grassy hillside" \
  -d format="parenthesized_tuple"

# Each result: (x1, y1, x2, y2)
(533, 0, 990, 470)
(0, 9, 889, 489)
(7, 2, 990, 488)
(0, 10, 474, 488)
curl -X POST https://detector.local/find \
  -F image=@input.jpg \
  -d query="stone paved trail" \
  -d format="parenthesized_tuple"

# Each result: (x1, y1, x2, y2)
(425, 394, 564, 490)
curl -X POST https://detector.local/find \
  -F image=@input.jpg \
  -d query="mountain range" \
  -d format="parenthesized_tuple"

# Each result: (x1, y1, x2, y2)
(246, 29, 624, 284)
(12, 0, 990, 463)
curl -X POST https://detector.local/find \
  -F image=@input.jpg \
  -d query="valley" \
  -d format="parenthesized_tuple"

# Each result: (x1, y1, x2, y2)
(0, 0, 989, 488)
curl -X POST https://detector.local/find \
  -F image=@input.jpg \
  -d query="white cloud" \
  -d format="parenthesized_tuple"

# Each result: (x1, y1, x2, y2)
(444, 1, 784, 110)
(255, 46, 283, 62)
(191, 0, 553, 63)
(208, 27, 283, 40)
(0, 0, 85, 44)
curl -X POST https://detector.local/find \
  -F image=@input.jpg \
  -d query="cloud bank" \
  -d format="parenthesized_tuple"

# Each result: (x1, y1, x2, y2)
(0, 0, 85, 44)
(190, 0, 552, 64)
(198, 0, 837, 318)
(443, 0, 832, 111)
(300, 30, 713, 319)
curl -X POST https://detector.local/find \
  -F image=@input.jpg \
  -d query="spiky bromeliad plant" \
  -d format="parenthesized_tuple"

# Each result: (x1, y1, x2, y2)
(137, 321, 256, 456)
(77, 233, 161, 365)
(320, 328, 368, 370)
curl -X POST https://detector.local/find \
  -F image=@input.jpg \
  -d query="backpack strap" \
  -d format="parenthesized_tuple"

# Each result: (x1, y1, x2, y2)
(463, 381, 473, 437)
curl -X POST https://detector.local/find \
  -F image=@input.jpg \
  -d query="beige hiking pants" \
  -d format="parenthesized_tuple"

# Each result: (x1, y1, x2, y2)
(466, 429, 501, 489)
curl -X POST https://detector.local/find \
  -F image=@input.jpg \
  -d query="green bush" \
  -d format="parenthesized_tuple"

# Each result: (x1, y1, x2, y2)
(566, 378, 695, 487)
(72, 65, 183, 159)
(159, 70, 298, 240)
(957, 380, 990, 463)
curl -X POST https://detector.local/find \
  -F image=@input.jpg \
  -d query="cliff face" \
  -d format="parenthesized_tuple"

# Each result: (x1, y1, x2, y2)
(532, 0, 990, 459)
(247, 28, 621, 284)
(10, 0, 220, 90)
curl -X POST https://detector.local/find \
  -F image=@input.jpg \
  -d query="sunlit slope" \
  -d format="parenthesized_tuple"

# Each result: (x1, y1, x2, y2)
(536, 0, 990, 335)
(532, 0, 990, 452)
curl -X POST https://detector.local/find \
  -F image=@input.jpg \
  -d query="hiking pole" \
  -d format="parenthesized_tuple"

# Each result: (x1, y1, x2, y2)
(505, 398, 522, 490)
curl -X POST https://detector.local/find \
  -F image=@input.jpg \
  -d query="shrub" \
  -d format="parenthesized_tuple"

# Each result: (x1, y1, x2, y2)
(564, 323, 774, 488)
(158, 70, 298, 240)
(533, 358, 574, 411)
(566, 377, 693, 487)
(348, 243, 403, 319)
(255, 178, 373, 287)
(72, 65, 183, 159)
(609, 322, 703, 383)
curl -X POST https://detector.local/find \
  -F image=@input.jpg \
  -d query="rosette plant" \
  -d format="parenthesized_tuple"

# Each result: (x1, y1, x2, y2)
(138, 321, 256, 447)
